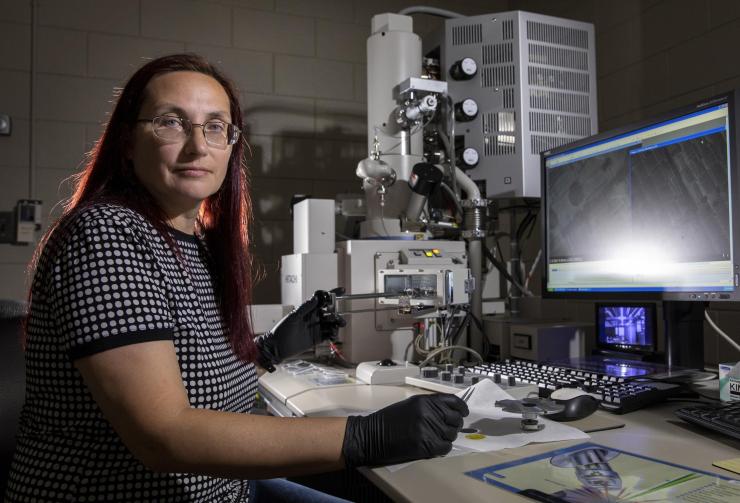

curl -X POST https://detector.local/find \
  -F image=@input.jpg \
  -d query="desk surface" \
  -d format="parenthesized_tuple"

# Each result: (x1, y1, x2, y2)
(362, 402, 740, 502)
(259, 367, 740, 502)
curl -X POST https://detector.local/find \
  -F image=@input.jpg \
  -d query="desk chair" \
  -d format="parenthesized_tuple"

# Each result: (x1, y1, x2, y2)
(0, 300, 26, 496)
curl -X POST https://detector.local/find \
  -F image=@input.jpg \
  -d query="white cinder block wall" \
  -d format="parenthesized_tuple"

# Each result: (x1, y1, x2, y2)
(2, 0, 739, 365)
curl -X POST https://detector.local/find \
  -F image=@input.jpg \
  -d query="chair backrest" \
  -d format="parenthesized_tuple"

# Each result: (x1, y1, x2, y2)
(0, 300, 27, 496)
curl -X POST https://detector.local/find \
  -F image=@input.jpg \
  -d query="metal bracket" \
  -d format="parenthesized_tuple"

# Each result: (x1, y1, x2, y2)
(464, 277, 476, 294)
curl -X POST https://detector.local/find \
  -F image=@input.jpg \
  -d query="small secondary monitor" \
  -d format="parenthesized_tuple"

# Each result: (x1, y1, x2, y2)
(595, 303, 657, 355)
(541, 91, 740, 301)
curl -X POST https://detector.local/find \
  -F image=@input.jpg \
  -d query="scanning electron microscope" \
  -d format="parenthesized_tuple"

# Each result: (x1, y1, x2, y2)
(280, 10, 597, 367)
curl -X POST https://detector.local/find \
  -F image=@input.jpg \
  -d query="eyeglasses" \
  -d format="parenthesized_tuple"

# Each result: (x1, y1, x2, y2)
(136, 115, 241, 148)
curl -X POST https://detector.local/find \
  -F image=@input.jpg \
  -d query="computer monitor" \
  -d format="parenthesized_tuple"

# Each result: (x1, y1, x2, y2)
(541, 90, 740, 368)
(595, 303, 657, 355)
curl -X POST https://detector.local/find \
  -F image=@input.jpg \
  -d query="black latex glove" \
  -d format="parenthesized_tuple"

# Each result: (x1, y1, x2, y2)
(342, 393, 469, 467)
(255, 289, 345, 372)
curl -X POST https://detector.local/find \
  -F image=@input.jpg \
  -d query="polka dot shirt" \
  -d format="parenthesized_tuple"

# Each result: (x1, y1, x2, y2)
(5, 204, 258, 502)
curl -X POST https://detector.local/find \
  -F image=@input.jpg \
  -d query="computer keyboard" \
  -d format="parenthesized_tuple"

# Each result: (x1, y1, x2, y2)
(674, 401, 740, 441)
(470, 360, 683, 414)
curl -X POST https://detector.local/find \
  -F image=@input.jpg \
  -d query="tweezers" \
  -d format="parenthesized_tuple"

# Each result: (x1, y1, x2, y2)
(461, 386, 475, 403)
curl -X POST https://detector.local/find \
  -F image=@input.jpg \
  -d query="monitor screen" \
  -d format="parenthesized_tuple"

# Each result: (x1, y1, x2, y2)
(595, 303, 656, 354)
(541, 93, 740, 301)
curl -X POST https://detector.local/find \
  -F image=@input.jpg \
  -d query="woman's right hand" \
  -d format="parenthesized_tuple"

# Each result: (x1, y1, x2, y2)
(341, 393, 469, 467)
(255, 289, 345, 372)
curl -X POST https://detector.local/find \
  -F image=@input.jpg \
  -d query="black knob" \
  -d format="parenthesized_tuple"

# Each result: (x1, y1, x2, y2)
(449, 57, 478, 80)
(421, 367, 438, 378)
(508, 375, 516, 386)
(454, 98, 478, 122)
(494, 373, 501, 383)
(471, 376, 480, 385)
(379, 358, 396, 366)
(453, 374, 464, 384)
(408, 163, 443, 196)
(441, 371, 452, 381)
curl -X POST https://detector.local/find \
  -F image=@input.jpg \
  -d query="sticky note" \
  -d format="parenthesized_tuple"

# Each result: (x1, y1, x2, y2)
(713, 458, 740, 475)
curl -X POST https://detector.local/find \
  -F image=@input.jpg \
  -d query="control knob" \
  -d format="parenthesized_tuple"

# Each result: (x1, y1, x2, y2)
(459, 147, 479, 167)
(449, 57, 478, 80)
(421, 366, 439, 378)
(454, 98, 478, 122)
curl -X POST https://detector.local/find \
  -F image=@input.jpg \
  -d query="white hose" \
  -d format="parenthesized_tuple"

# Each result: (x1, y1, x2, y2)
(418, 345, 483, 367)
(454, 166, 481, 200)
(434, 165, 480, 200)
(414, 332, 429, 356)
(524, 249, 543, 291)
(704, 309, 740, 352)
(398, 6, 463, 18)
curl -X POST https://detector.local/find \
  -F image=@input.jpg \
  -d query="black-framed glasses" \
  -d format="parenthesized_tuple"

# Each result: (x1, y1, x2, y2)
(136, 115, 241, 148)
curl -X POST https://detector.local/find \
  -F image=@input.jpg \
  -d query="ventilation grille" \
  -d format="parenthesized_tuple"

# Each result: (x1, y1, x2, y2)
(529, 43, 588, 71)
(482, 66, 515, 87)
(483, 111, 516, 156)
(526, 20, 589, 49)
(530, 112, 591, 137)
(485, 135, 516, 156)
(452, 23, 483, 45)
(502, 19, 514, 40)
(528, 66, 589, 92)
(503, 88, 515, 109)
(531, 135, 573, 155)
(530, 89, 588, 114)
(480, 34, 515, 151)
(483, 111, 516, 134)
(482, 43, 513, 65)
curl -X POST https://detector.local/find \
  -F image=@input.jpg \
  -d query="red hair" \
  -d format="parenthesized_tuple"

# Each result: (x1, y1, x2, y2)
(29, 54, 258, 362)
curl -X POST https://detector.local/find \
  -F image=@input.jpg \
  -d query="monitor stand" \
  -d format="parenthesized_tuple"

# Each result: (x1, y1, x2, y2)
(593, 349, 654, 362)
(663, 300, 707, 370)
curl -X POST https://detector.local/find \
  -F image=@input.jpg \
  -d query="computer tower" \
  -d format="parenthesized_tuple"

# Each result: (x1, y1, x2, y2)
(509, 322, 592, 362)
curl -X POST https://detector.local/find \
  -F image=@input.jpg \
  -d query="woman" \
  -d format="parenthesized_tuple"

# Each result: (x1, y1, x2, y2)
(4, 54, 468, 502)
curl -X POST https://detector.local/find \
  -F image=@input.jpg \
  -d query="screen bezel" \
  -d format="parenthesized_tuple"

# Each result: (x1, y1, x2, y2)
(594, 302, 658, 355)
(541, 90, 740, 302)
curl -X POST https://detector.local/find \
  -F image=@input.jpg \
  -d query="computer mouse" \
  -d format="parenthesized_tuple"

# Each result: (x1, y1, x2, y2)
(550, 387, 592, 401)
(547, 389, 599, 422)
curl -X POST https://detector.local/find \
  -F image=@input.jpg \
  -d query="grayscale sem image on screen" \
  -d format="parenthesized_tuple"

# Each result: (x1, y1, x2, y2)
(543, 102, 735, 294)
(547, 147, 631, 262)
(630, 131, 730, 263)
